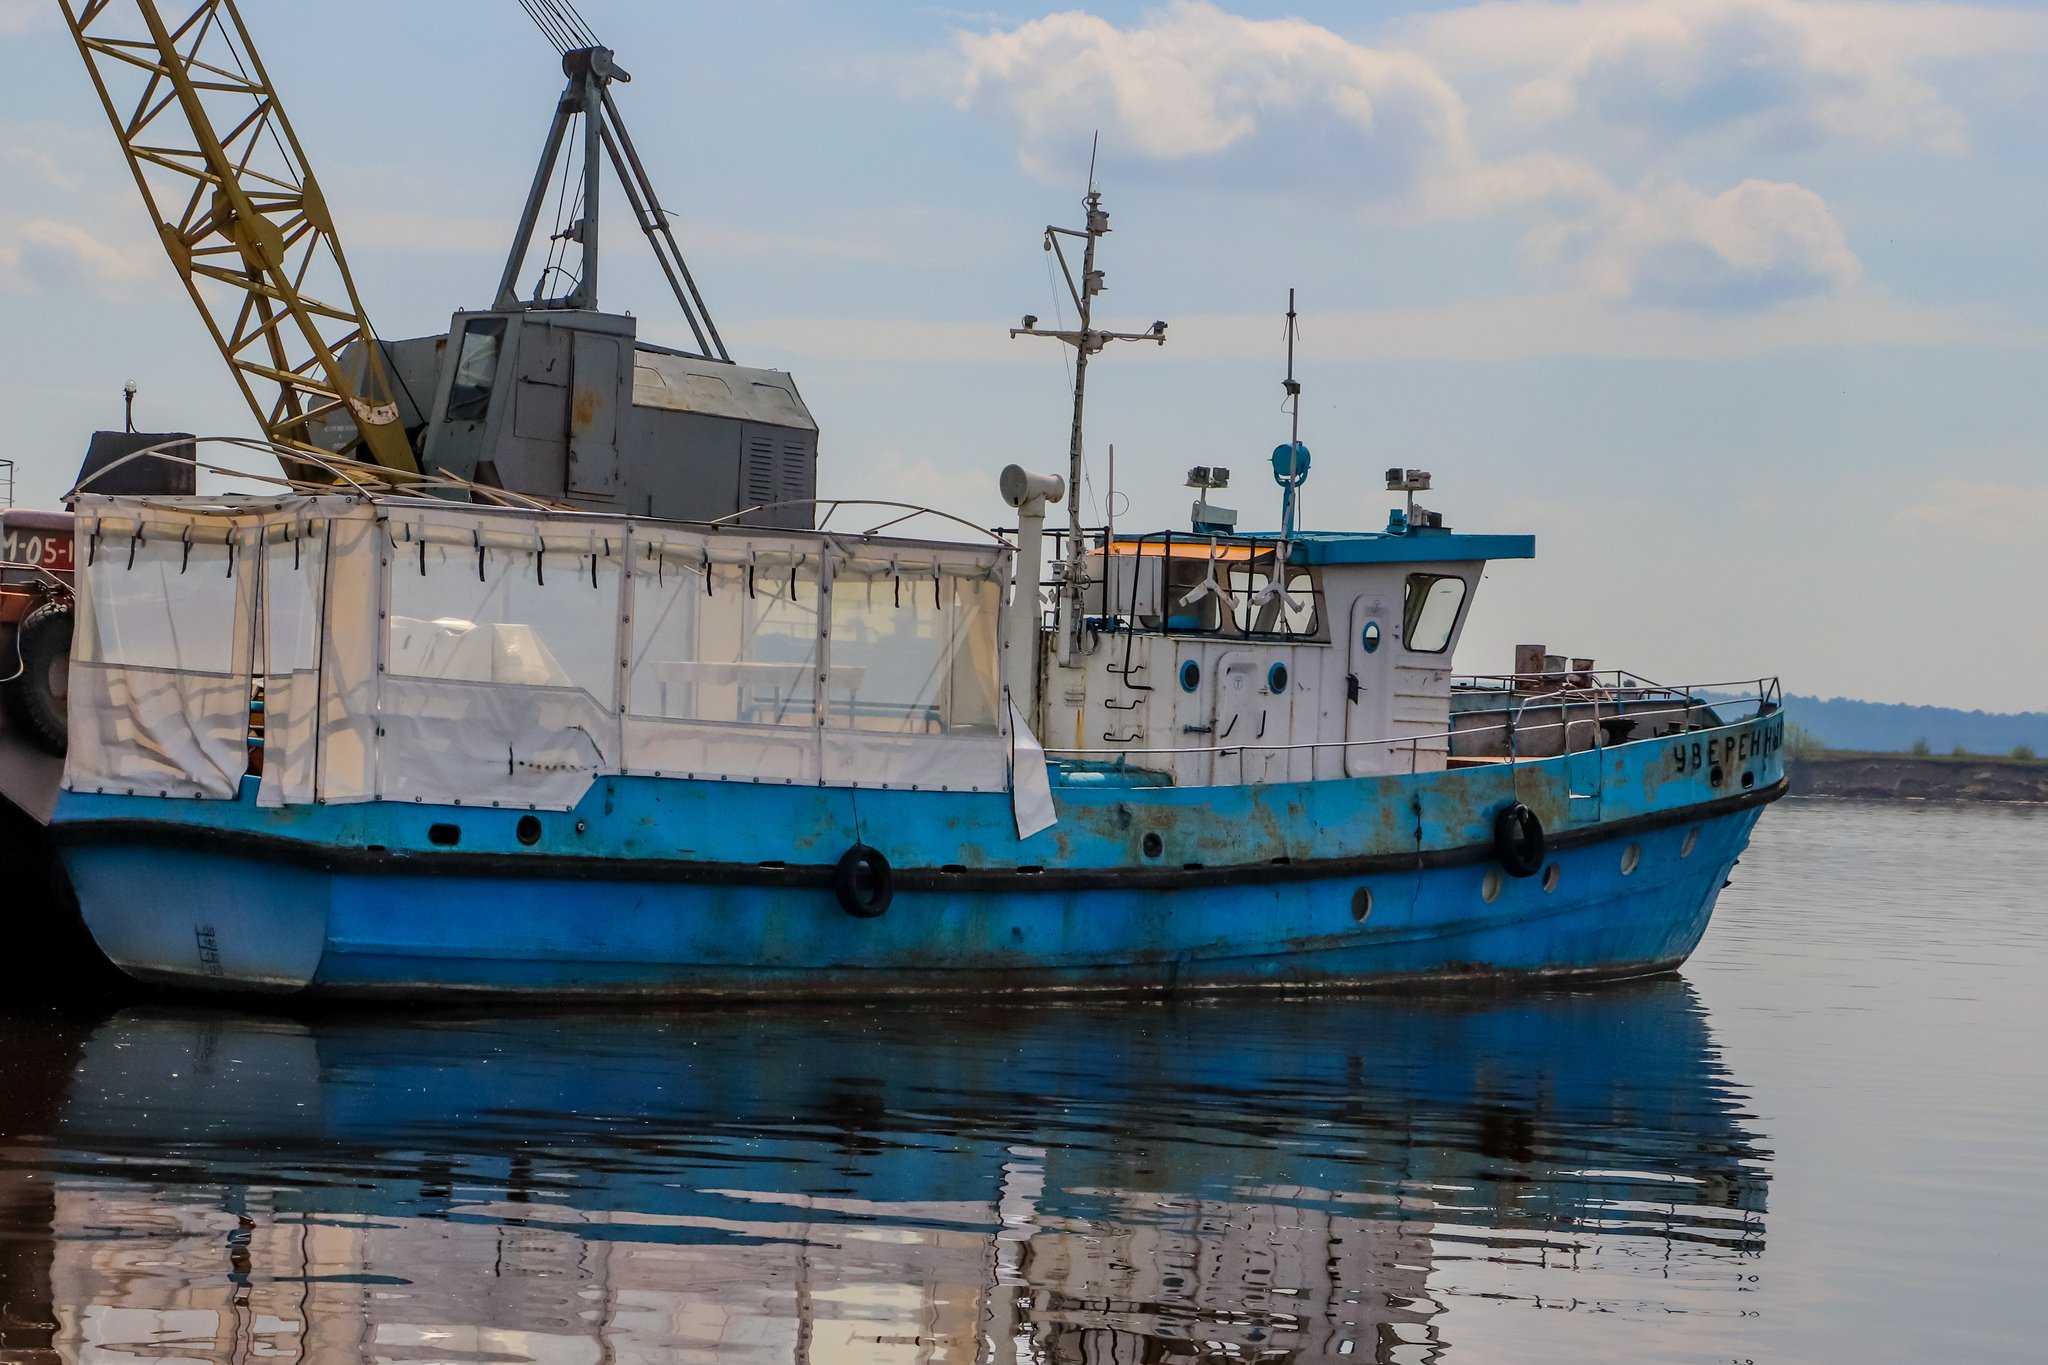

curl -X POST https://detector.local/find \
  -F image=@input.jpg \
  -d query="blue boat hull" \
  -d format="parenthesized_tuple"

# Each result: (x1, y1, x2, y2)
(52, 718, 1786, 1000)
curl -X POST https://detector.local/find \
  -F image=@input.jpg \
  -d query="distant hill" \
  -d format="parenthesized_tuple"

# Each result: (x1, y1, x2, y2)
(1782, 694, 2048, 756)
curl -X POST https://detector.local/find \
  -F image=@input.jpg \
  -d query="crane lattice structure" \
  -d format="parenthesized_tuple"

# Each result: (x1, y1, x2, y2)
(59, 0, 417, 474)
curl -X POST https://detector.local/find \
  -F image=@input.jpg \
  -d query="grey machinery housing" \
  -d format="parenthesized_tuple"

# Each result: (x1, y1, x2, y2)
(310, 43, 819, 529)
(317, 311, 817, 529)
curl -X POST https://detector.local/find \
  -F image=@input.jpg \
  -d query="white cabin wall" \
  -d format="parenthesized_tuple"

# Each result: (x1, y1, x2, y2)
(1041, 556, 1487, 786)
(1053, 630, 1336, 785)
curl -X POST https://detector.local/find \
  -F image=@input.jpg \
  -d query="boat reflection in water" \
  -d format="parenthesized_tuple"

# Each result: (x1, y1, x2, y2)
(23, 983, 1766, 1364)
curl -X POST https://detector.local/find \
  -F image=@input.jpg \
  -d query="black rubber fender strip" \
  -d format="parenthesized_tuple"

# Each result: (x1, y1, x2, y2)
(50, 778, 1788, 893)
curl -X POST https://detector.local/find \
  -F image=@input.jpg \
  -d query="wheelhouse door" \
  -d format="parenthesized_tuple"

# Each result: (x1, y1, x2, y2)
(1344, 594, 1394, 777)
(1211, 651, 1261, 787)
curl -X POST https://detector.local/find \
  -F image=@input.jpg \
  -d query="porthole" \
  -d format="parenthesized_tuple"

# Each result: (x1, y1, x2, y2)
(1350, 887, 1372, 923)
(516, 814, 542, 846)
(1541, 862, 1561, 893)
(1179, 659, 1201, 692)
(1481, 868, 1502, 904)
(1680, 826, 1700, 858)
(428, 823, 461, 847)
(1620, 842, 1641, 876)
(1361, 621, 1381, 653)
(1268, 662, 1289, 693)
(1142, 831, 1164, 857)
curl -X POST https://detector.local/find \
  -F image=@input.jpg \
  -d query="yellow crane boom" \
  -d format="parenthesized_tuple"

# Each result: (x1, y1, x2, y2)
(59, 0, 417, 474)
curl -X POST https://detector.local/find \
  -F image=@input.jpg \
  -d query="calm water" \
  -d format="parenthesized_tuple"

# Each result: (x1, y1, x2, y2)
(0, 799, 2042, 1364)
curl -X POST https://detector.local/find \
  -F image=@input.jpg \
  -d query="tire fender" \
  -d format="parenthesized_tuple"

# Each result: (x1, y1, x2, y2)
(833, 844, 894, 919)
(1493, 802, 1546, 878)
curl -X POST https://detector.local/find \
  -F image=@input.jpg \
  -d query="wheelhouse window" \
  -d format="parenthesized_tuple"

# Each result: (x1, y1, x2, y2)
(1230, 565, 1319, 636)
(1401, 573, 1467, 653)
(445, 317, 507, 423)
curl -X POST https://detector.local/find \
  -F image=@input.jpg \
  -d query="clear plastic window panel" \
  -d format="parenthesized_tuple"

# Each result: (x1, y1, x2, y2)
(263, 533, 322, 679)
(82, 535, 243, 673)
(389, 543, 619, 704)
(827, 570, 1001, 734)
(630, 554, 820, 727)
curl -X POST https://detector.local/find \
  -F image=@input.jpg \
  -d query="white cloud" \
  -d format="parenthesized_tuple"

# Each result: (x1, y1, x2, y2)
(936, 4, 1876, 311)
(1529, 175, 1858, 305)
(1889, 481, 2048, 542)
(1415, 0, 2047, 155)
(0, 219, 166, 301)
(951, 0, 1486, 205)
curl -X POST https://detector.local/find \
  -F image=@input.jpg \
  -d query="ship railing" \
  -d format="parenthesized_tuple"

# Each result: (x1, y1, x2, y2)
(1042, 676, 1781, 780)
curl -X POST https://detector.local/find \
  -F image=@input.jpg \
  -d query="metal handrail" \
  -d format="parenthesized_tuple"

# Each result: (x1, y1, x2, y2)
(1041, 679, 1777, 761)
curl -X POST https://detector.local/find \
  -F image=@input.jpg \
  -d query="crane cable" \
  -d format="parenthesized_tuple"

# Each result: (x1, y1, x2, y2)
(517, 0, 600, 53)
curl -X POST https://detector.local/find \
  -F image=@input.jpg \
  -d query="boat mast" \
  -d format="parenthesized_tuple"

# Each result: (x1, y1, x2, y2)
(1011, 162, 1166, 664)
(1281, 289, 1303, 539)
(1063, 195, 1099, 649)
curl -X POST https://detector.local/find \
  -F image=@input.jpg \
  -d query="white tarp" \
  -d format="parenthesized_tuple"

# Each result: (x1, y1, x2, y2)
(65, 515, 254, 801)
(378, 677, 614, 810)
(621, 534, 1008, 789)
(376, 509, 625, 810)
(315, 509, 381, 803)
(256, 520, 324, 808)
(66, 495, 1016, 809)
(65, 664, 250, 800)
(1008, 694, 1057, 839)
(621, 715, 820, 785)
(823, 729, 1006, 791)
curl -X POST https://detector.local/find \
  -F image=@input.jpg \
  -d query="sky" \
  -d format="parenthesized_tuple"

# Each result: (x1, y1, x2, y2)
(2, 0, 2044, 711)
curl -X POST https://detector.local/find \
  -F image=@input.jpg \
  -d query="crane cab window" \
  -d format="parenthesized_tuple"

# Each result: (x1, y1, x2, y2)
(446, 317, 507, 423)
(1402, 573, 1467, 653)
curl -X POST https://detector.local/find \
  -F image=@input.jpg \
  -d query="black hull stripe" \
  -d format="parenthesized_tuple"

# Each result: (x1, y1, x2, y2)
(53, 778, 1786, 893)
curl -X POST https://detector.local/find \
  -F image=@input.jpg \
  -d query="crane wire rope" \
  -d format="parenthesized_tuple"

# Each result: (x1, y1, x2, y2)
(533, 109, 584, 301)
(518, 0, 603, 303)
(518, 0, 600, 53)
